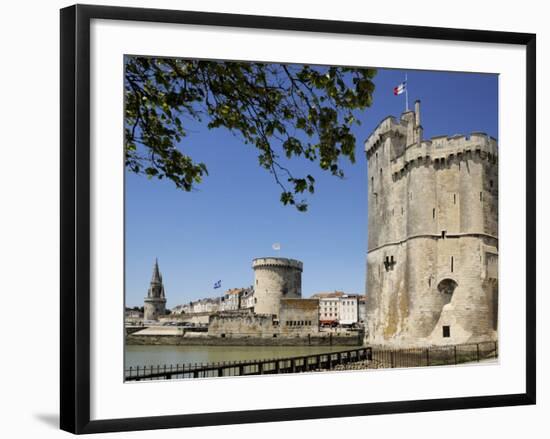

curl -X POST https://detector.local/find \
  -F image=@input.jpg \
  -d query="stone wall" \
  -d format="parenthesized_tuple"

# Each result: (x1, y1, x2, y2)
(144, 298, 166, 321)
(208, 312, 278, 337)
(279, 298, 320, 334)
(126, 333, 362, 346)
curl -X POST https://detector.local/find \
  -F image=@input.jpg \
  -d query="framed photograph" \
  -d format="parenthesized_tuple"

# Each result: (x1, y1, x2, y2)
(60, 4, 536, 434)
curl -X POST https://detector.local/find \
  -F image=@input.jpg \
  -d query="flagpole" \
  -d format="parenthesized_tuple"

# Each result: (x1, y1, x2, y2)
(405, 73, 409, 112)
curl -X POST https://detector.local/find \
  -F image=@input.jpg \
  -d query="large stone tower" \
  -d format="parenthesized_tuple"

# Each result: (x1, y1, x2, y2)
(144, 258, 167, 321)
(365, 101, 498, 347)
(252, 257, 303, 316)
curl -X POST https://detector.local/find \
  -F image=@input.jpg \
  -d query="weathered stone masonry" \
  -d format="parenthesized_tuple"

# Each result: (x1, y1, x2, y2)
(252, 257, 303, 316)
(365, 101, 498, 347)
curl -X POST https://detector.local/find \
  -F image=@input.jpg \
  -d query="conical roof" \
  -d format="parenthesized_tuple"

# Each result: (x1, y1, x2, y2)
(151, 258, 162, 284)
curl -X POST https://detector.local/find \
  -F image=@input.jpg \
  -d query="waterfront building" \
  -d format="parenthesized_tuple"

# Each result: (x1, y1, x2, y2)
(338, 295, 359, 326)
(219, 288, 244, 311)
(240, 287, 256, 310)
(312, 291, 360, 326)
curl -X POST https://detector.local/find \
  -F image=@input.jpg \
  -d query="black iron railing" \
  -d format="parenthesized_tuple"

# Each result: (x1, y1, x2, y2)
(124, 341, 497, 381)
(125, 347, 371, 381)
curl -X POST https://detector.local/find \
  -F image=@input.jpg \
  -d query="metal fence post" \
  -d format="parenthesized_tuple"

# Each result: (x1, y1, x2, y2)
(476, 343, 480, 362)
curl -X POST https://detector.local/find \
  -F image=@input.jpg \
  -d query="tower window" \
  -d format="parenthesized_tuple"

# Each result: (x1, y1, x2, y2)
(442, 326, 451, 338)
(480, 192, 483, 202)
(451, 256, 454, 272)
(433, 208, 435, 219)
(490, 179, 494, 188)
(371, 176, 374, 192)
(453, 194, 456, 204)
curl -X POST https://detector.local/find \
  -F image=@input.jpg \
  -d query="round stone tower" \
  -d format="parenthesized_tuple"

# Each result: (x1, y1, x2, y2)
(144, 258, 166, 321)
(252, 257, 303, 316)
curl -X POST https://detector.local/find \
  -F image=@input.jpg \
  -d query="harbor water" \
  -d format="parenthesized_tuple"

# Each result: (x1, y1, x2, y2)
(125, 344, 348, 369)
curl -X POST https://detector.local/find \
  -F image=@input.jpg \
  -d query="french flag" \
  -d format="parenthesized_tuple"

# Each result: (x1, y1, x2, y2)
(393, 81, 406, 96)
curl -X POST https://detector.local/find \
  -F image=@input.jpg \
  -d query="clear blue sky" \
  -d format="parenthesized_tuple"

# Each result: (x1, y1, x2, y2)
(125, 67, 498, 308)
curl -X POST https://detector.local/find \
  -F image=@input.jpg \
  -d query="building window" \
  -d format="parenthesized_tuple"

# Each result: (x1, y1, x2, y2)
(490, 179, 494, 188)
(480, 192, 483, 202)
(442, 326, 451, 338)
(433, 208, 435, 219)
(441, 230, 447, 239)
(454, 194, 456, 204)
(451, 256, 454, 272)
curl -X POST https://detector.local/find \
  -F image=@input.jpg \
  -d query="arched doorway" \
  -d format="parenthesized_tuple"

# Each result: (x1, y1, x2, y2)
(437, 278, 458, 301)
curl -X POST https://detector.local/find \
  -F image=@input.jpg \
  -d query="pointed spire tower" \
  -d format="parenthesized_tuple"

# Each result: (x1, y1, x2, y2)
(144, 258, 167, 321)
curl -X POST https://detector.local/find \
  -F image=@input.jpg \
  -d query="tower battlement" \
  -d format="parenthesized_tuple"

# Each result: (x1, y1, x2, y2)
(252, 257, 303, 271)
(390, 134, 498, 182)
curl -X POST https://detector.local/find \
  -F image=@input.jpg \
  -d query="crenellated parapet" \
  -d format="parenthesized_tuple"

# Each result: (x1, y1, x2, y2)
(252, 257, 303, 271)
(390, 133, 498, 181)
(366, 101, 424, 161)
(365, 116, 408, 158)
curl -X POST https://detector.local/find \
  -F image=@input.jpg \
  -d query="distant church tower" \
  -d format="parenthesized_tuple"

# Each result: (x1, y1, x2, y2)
(144, 258, 167, 321)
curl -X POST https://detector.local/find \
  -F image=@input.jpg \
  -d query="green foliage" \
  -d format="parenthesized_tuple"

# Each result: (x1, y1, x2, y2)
(125, 57, 376, 211)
